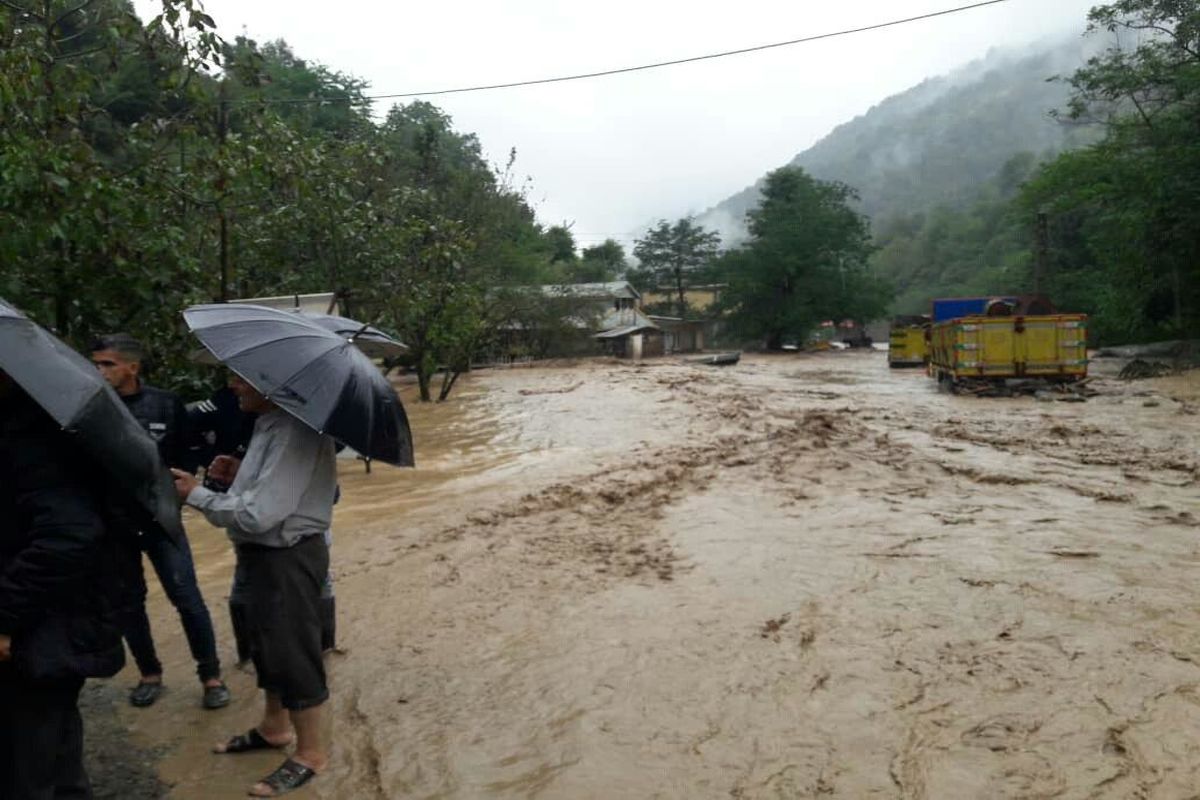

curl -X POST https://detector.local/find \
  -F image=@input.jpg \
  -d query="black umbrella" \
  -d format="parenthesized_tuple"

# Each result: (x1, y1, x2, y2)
(0, 298, 186, 545)
(183, 303, 414, 467)
(288, 311, 408, 360)
(190, 312, 407, 363)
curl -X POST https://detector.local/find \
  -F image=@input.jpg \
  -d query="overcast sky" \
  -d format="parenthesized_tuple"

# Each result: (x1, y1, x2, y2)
(135, 0, 1099, 251)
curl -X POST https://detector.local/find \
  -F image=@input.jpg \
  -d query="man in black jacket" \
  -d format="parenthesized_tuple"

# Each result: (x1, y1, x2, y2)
(91, 334, 228, 709)
(0, 370, 137, 799)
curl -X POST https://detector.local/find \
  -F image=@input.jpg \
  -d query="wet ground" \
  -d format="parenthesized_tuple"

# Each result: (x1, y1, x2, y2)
(87, 351, 1200, 798)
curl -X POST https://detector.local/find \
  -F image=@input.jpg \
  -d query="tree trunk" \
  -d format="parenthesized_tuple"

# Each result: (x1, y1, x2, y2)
(417, 367, 432, 402)
(1173, 262, 1183, 332)
(438, 369, 462, 402)
(675, 266, 686, 318)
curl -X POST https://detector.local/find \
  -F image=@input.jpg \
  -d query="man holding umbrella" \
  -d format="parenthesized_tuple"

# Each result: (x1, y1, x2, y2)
(173, 375, 335, 796)
(172, 303, 413, 797)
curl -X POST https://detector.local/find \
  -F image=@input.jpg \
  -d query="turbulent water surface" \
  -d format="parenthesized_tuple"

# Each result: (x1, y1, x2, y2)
(93, 352, 1200, 799)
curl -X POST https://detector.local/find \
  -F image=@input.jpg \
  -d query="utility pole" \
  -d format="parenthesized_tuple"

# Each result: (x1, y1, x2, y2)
(1034, 210, 1049, 296)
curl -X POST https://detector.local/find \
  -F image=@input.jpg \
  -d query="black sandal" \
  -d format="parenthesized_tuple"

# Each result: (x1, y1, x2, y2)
(129, 681, 164, 708)
(215, 728, 289, 754)
(250, 758, 317, 797)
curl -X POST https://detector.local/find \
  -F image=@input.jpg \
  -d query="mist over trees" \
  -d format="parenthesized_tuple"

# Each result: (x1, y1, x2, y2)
(699, 2, 1199, 345)
(3, 0, 1194, 377)
(877, 0, 1199, 343)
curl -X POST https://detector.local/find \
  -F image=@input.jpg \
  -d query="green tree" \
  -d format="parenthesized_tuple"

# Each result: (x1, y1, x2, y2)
(566, 239, 626, 283)
(1, 3, 569, 403)
(355, 103, 553, 400)
(0, 0, 223, 392)
(632, 218, 720, 317)
(543, 225, 578, 266)
(870, 152, 1041, 314)
(719, 167, 888, 349)
(1018, 0, 1200, 341)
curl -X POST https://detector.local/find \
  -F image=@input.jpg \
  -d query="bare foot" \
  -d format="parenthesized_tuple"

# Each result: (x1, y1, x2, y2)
(212, 727, 293, 753)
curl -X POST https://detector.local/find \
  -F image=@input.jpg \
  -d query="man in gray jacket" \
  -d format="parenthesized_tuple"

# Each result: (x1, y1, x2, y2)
(172, 374, 335, 798)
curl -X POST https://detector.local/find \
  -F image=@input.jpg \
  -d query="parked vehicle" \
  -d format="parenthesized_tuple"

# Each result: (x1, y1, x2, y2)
(929, 313, 1088, 390)
(888, 315, 930, 368)
(930, 296, 1019, 323)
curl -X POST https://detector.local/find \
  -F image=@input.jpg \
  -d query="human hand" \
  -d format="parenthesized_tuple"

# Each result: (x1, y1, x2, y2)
(171, 468, 199, 500)
(0, 634, 10, 662)
(207, 455, 242, 485)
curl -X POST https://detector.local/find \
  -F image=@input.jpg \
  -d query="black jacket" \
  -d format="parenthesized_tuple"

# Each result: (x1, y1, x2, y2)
(0, 395, 136, 681)
(122, 383, 195, 471)
(187, 385, 255, 468)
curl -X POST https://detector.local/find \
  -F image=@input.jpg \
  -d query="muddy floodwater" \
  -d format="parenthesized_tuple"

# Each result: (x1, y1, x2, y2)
(92, 351, 1200, 799)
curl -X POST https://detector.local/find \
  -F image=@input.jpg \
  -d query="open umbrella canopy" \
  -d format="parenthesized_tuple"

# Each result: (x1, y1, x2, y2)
(183, 303, 414, 467)
(292, 312, 408, 360)
(0, 298, 186, 545)
(190, 311, 407, 364)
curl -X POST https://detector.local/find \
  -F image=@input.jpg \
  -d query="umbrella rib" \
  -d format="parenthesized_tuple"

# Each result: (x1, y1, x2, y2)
(267, 340, 354, 410)
(202, 330, 341, 362)
(196, 333, 343, 395)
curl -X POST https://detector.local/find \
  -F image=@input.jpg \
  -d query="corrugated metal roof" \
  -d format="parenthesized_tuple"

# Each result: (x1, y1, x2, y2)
(540, 281, 640, 301)
(595, 324, 657, 339)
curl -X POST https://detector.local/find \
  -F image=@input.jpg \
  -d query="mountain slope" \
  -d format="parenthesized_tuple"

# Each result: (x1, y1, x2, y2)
(698, 37, 1102, 244)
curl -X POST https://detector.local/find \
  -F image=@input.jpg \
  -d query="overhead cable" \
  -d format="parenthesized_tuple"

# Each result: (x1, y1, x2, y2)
(246, 0, 1014, 105)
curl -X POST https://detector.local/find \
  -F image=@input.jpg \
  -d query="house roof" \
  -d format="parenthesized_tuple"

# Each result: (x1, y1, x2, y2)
(600, 307, 657, 331)
(595, 324, 658, 339)
(539, 281, 640, 301)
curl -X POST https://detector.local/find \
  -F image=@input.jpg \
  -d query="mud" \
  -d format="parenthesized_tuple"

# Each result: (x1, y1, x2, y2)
(84, 352, 1200, 798)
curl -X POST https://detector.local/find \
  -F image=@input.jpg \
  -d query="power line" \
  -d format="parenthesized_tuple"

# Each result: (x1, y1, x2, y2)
(248, 0, 1013, 106)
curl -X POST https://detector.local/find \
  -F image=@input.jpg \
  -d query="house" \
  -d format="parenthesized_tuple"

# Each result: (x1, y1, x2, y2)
(595, 304, 663, 359)
(538, 281, 641, 315)
(639, 284, 725, 313)
(637, 284, 725, 354)
(534, 282, 665, 359)
(648, 315, 707, 353)
(496, 280, 749, 359)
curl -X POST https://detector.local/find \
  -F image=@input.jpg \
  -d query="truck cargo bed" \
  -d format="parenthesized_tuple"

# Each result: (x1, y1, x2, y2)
(929, 314, 1088, 386)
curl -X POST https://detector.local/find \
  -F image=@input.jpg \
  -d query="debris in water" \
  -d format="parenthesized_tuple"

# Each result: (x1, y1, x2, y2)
(760, 613, 791, 640)
(1119, 359, 1174, 380)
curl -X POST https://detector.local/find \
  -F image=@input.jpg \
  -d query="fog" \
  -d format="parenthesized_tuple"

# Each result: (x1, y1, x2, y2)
(134, 0, 1100, 249)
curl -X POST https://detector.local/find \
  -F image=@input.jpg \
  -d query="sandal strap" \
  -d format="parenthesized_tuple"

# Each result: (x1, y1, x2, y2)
(220, 728, 275, 753)
(260, 759, 316, 794)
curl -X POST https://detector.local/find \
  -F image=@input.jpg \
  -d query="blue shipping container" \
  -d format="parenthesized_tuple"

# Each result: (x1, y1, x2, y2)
(931, 296, 1018, 322)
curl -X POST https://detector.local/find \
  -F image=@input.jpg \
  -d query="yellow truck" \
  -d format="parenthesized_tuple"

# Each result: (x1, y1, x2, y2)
(929, 313, 1088, 389)
(888, 315, 929, 368)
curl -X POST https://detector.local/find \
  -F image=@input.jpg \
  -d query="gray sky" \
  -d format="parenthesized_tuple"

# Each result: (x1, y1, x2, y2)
(136, 0, 1099, 251)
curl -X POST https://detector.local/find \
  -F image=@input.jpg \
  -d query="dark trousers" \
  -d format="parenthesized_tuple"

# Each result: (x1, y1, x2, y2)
(0, 668, 90, 800)
(120, 531, 221, 682)
(236, 536, 330, 710)
(231, 543, 335, 663)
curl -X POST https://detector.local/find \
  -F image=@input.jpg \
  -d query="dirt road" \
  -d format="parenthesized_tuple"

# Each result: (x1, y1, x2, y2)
(93, 351, 1200, 798)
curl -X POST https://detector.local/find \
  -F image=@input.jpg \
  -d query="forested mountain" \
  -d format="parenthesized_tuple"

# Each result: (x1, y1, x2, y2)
(697, 37, 1101, 242)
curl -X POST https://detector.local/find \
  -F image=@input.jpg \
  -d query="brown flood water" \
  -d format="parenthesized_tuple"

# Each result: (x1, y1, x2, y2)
(97, 352, 1200, 798)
